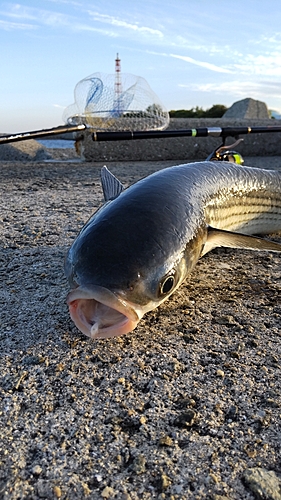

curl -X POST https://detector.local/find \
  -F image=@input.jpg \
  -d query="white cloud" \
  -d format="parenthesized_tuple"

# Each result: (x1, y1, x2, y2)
(185, 80, 281, 100)
(168, 31, 281, 78)
(148, 50, 233, 74)
(233, 53, 281, 77)
(1, 3, 35, 20)
(1, 3, 163, 39)
(88, 11, 164, 38)
(46, 0, 82, 6)
(0, 19, 36, 30)
(0, 4, 69, 27)
(170, 53, 233, 74)
(0, 4, 119, 35)
(250, 32, 281, 47)
(171, 35, 243, 58)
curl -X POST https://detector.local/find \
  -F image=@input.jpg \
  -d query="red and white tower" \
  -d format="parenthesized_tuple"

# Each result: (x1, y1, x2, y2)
(115, 53, 122, 115)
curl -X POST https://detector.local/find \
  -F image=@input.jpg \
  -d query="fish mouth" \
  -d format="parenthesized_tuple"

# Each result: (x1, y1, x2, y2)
(66, 285, 141, 339)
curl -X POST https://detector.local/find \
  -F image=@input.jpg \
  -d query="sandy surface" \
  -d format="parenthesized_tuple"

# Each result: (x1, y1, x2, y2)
(1, 154, 281, 499)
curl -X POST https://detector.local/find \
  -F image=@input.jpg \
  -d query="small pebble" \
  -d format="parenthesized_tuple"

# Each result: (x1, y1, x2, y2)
(161, 474, 171, 490)
(159, 435, 173, 446)
(132, 455, 146, 474)
(32, 465, 42, 475)
(101, 486, 116, 498)
(53, 486, 62, 498)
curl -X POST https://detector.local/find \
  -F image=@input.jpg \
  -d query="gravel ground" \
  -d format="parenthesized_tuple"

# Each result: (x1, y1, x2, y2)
(1, 151, 281, 499)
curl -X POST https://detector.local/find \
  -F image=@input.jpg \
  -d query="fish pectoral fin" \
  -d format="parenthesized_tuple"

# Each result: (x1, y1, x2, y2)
(101, 165, 125, 201)
(202, 227, 281, 256)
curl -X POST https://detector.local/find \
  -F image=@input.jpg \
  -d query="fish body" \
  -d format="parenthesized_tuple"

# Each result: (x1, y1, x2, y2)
(65, 161, 281, 339)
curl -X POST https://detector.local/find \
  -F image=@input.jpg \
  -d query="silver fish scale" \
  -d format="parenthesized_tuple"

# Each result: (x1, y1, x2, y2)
(186, 161, 281, 234)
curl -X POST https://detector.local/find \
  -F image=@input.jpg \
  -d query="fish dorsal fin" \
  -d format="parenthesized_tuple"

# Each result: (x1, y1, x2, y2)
(202, 227, 281, 256)
(101, 166, 124, 202)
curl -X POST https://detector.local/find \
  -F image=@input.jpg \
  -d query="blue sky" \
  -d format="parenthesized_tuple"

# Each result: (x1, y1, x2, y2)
(1, 0, 281, 132)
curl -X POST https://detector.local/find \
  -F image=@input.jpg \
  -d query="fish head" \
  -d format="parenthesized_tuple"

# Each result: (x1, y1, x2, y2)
(65, 170, 205, 339)
(65, 250, 194, 339)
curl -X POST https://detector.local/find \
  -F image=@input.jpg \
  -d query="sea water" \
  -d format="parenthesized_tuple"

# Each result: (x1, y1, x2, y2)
(38, 139, 75, 149)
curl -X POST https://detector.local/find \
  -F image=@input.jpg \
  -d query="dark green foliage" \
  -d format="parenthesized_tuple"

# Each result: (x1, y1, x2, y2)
(169, 104, 228, 118)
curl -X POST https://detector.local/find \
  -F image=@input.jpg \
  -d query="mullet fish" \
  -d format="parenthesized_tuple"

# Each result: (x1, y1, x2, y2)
(65, 161, 281, 339)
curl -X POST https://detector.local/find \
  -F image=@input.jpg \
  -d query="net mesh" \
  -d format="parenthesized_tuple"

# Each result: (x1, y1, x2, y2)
(63, 72, 169, 131)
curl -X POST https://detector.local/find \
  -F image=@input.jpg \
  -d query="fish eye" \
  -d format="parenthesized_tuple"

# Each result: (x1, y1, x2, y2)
(159, 275, 175, 296)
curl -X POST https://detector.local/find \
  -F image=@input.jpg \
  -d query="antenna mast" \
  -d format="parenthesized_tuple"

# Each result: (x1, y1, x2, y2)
(115, 53, 122, 116)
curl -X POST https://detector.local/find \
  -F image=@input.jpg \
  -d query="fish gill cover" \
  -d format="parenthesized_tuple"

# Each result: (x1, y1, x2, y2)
(62, 72, 169, 132)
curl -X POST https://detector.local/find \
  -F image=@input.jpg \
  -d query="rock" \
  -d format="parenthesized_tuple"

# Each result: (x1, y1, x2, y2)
(160, 474, 172, 490)
(132, 454, 146, 474)
(32, 465, 42, 475)
(37, 480, 53, 499)
(101, 486, 116, 498)
(243, 467, 281, 500)
(223, 98, 269, 119)
(0, 139, 52, 161)
(53, 486, 62, 498)
(225, 405, 238, 421)
(158, 435, 173, 446)
(174, 409, 197, 428)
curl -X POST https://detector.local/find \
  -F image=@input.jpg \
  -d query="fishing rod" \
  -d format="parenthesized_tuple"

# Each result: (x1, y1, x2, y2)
(90, 125, 281, 166)
(91, 125, 281, 142)
(0, 123, 86, 145)
(1, 123, 281, 146)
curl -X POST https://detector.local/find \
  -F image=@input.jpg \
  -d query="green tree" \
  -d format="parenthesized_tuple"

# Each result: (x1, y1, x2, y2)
(169, 104, 228, 118)
(204, 104, 228, 117)
(146, 104, 164, 115)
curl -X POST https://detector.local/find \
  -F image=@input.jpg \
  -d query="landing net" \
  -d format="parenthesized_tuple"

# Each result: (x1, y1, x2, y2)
(63, 72, 169, 132)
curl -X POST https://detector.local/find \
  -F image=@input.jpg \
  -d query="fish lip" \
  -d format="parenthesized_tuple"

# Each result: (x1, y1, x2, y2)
(66, 285, 140, 339)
